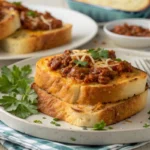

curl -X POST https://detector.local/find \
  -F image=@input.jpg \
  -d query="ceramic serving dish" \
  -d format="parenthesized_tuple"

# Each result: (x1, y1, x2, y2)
(66, 0, 150, 22)
(104, 19, 150, 48)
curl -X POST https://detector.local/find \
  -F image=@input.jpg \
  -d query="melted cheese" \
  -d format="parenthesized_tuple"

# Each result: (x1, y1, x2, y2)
(71, 50, 119, 71)
(40, 15, 52, 30)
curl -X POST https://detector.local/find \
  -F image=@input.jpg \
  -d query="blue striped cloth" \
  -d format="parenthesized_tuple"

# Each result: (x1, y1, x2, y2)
(0, 121, 149, 150)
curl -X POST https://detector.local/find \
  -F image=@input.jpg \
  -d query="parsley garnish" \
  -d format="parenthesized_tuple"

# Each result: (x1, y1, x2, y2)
(50, 121, 61, 127)
(0, 65, 33, 93)
(70, 137, 76, 141)
(88, 48, 109, 60)
(13, 1, 22, 6)
(143, 123, 150, 128)
(115, 58, 122, 62)
(74, 60, 88, 67)
(93, 120, 106, 130)
(43, 117, 46, 119)
(148, 111, 150, 114)
(0, 65, 38, 119)
(82, 126, 87, 130)
(34, 120, 42, 124)
(108, 126, 113, 130)
(27, 10, 37, 17)
(53, 118, 59, 121)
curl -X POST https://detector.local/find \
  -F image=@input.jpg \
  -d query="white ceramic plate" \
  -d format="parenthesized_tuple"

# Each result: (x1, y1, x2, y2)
(0, 5, 98, 60)
(0, 48, 150, 145)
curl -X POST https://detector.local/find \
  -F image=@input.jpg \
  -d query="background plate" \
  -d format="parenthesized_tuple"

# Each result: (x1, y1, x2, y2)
(0, 5, 98, 60)
(0, 48, 150, 145)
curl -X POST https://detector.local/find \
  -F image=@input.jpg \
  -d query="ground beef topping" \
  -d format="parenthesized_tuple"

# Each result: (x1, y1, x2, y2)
(48, 49, 134, 84)
(0, 1, 63, 30)
(112, 23, 150, 37)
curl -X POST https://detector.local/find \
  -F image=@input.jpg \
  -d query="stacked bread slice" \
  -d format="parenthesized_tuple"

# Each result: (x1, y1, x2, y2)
(33, 49, 148, 127)
(0, 0, 72, 54)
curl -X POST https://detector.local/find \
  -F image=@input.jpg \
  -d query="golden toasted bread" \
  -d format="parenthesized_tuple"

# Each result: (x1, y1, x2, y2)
(77, 0, 150, 12)
(0, 9, 21, 40)
(32, 83, 148, 127)
(34, 50, 147, 105)
(0, 24, 72, 54)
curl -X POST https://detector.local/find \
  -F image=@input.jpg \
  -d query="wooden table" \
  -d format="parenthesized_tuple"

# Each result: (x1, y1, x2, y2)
(0, 0, 150, 149)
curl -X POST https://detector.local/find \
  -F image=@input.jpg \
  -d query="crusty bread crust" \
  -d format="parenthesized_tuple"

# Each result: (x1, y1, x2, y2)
(0, 9, 21, 40)
(0, 24, 72, 54)
(77, 0, 150, 12)
(34, 55, 147, 105)
(32, 83, 148, 127)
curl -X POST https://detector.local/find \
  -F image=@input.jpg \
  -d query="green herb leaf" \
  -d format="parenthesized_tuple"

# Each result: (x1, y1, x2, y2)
(0, 95, 38, 119)
(143, 123, 150, 128)
(0, 65, 33, 93)
(27, 10, 37, 17)
(82, 126, 87, 130)
(93, 120, 106, 130)
(108, 126, 113, 130)
(70, 137, 76, 141)
(50, 121, 61, 126)
(43, 117, 46, 119)
(99, 49, 109, 58)
(34, 120, 42, 124)
(115, 58, 122, 62)
(148, 111, 150, 114)
(13, 1, 22, 6)
(88, 48, 109, 60)
(0, 65, 38, 119)
(53, 118, 59, 121)
(74, 60, 88, 67)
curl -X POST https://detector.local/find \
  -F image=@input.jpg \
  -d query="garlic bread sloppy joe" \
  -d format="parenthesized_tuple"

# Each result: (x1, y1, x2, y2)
(35, 49, 147, 105)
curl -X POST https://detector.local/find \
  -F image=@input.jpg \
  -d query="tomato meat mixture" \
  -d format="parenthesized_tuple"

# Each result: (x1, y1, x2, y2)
(48, 49, 133, 84)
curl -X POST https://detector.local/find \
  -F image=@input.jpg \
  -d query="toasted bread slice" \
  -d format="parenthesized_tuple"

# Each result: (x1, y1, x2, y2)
(0, 9, 21, 40)
(0, 24, 72, 54)
(77, 0, 150, 12)
(35, 54, 147, 105)
(32, 83, 148, 127)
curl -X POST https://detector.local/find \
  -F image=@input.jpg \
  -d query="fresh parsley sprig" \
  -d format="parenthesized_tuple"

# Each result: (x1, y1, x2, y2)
(12, 1, 22, 6)
(0, 65, 38, 119)
(74, 60, 88, 67)
(0, 65, 33, 93)
(27, 10, 37, 18)
(88, 48, 109, 60)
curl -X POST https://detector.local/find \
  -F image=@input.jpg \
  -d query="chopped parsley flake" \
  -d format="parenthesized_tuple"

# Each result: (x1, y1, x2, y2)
(50, 121, 61, 127)
(108, 126, 113, 130)
(70, 137, 76, 141)
(13, 1, 22, 6)
(27, 10, 37, 17)
(115, 58, 122, 62)
(34, 120, 42, 124)
(93, 120, 106, 130)
(42, 117, 46, 119)
(88, 48, 109, 60)
(82, 126, 88, 130)
(143, 123, 150, 128)
(53, 118, 59, 121)
(74, 60, 88, 67)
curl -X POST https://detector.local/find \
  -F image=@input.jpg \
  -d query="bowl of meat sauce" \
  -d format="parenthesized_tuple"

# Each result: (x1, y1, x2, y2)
(104, 19, 150, 48)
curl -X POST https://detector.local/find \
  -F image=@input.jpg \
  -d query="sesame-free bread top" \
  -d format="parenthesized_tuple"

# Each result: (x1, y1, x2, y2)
(0, 24, 72, 54)
(34, 49, 147, 105)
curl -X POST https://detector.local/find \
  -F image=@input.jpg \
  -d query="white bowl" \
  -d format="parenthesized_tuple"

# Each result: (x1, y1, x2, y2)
(104, 19, 150, 48)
